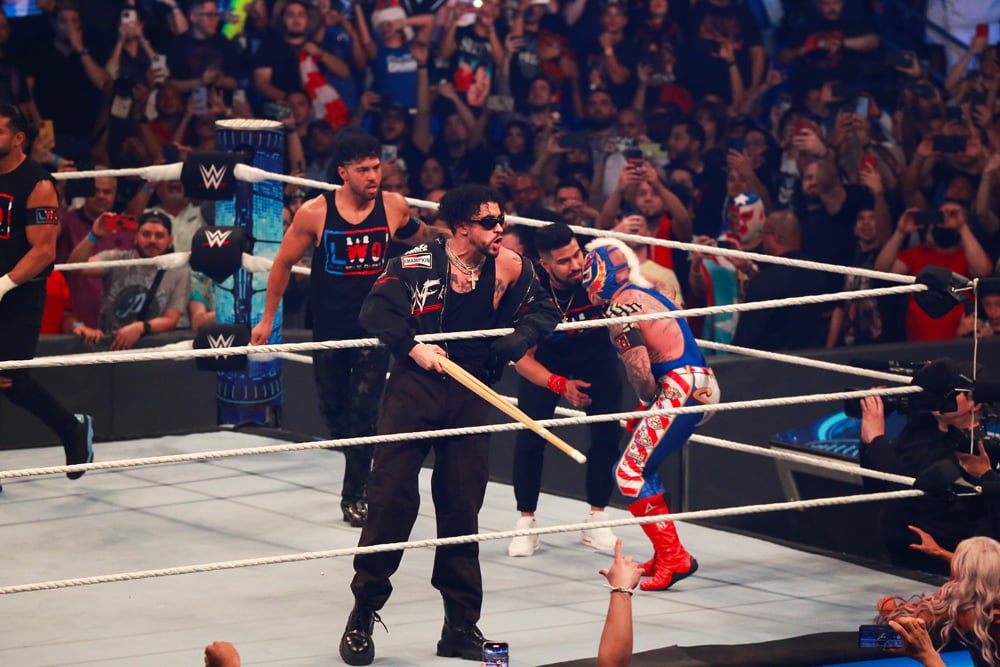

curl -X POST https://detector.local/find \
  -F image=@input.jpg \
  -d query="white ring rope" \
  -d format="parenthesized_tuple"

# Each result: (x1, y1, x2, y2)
(52, 163, 915, 285)
(0, 386, 920, 480)
(0, 488, 923, 596)
(688, 434, 915, 485)
(0, 282, 925, 372)
(696, 340, 914, 384)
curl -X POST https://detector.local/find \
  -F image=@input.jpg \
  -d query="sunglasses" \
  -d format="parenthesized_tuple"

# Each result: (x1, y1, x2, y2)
(469, 214, 506, 229)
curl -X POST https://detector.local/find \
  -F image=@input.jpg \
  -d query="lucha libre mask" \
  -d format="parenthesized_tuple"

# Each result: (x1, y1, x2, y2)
(582, 243, 631, 302)
(725, 192, 766, 244)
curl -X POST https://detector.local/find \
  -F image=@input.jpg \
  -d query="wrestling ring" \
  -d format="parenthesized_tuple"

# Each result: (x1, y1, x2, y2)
(0, 151, 988, 666)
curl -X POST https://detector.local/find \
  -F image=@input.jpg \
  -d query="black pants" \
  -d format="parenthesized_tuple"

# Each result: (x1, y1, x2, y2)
(350, 363, 491, 625)
(0, 280, 77, 442)
(314, 346, 390, 503)
(513, 353, 623, 513)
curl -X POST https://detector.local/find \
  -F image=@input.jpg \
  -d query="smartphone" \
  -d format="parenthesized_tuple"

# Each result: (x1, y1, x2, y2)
(860, 154, 876, 173)
(977, 23, 989, 39)
(909, 82, 937, 99)
(263, 100, 292, 120)
(622, 147, 644, 167)
(482, 641, 509, 667)
(381, 144, 398, 162)
(858, 624, 904, 649)
(855, 96, 870, 117)
(121, 8, 137, 24)
(885, 51, 914, 69)
(494, 155, 510, 172)
(727, 136, 745, 153)
(933, 134, 967, 153)
(557, 132, 589, 150)
(914, 210, 945, 227)
(162, 143, 180, 163)
(232, 88, 247, 106)
(485, 95, 515, 112)
(103, 213, 138, 232)
(37, 119, 54, 149)
(550, 108, 563, 130)
(150, 54, 168, 84)
(191, 86, 208, 116)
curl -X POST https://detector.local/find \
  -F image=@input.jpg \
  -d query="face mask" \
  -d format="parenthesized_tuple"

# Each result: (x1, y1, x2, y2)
(931, 226, 961, 249)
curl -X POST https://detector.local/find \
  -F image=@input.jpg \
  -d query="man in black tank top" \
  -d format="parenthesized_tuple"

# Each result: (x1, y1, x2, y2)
(251, 129, 436, 527)
(0, 105, 94, 483)
(339, 184, 560, 666)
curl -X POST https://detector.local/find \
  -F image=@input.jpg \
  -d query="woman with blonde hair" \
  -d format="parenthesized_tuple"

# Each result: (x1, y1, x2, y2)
(879, 536, 1000, 666)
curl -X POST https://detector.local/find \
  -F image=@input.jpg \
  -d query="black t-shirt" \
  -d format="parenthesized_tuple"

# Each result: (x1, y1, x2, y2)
(730, 252, 828, 351)
(24, 43, 104, 139)
(0, 54, 30, 106)
(168, 32, 243, 83)
(685, 2, 762, 103)
(796, 184, 869, 286)
(253, 34, 305, 96)
(790, 11, 878, 85)
(581, 37, 640, 109)
(0, 158, 56, 277)
(433, 143, 493, 188)
(535, 268, 616, 365)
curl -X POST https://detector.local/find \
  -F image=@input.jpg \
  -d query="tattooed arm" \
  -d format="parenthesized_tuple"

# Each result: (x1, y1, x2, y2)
(607, 301, 657, 402)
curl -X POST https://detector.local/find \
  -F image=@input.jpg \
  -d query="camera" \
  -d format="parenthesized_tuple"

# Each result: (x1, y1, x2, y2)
(844, 392, 915, 419)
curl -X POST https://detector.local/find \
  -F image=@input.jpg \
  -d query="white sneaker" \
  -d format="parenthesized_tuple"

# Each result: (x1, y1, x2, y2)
(508, 516, 540, 557)
(581, 511, 618, 552)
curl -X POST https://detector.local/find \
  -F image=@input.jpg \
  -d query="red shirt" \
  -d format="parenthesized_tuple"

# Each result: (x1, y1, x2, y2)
(41, 271, 72, 334)
(898, 244, 972, 341)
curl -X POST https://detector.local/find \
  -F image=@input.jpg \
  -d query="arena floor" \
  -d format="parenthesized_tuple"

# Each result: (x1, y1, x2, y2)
(0, 431, 946, 666)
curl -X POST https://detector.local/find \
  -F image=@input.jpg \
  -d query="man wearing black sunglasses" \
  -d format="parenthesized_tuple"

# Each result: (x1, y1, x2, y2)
(338, 184, 559, 666)
(0, 104, 94, 485)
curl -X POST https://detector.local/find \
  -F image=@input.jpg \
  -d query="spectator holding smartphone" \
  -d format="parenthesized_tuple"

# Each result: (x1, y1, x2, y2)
(167, 1, 242, 95)
(878, 536, 1000, 667)
(874, 202, 992, 341)
(66, 211, 190, 350)
(24, 1, 110, 163)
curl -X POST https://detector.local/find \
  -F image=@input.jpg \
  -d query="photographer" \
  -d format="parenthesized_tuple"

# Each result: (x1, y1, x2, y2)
(858, 368, 1000, 576)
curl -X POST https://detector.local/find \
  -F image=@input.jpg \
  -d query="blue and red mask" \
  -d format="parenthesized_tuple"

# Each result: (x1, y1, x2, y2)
(582, 244, 631, 301)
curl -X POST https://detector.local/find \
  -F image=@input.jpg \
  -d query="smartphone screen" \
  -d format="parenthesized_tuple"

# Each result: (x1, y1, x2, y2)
(482, 641, 509, 667)
(977, 23, 989, 39)
(860, 155, 876, 173)
(858, 624, 904, 649)
(855, 97, 870, 117)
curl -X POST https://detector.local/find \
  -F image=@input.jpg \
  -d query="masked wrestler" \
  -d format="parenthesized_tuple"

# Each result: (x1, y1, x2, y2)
(582, 237, 720, 591)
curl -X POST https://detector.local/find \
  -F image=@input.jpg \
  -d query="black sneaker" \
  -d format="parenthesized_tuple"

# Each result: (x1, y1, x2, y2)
(64, 414, 94, 480)
(339, 604, 384, 666)
(341, 499, 367, 527)
(436, 621, 490, 660)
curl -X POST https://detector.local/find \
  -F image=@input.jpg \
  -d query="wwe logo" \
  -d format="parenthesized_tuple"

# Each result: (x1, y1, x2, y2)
(199, 163, 228, 189)
(203, 229, 232, 248)
(207, 333, 235, 359)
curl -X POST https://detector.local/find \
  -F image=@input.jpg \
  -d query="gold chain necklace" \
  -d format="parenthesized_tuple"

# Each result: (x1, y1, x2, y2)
(549, 284, 575, 321)
(444, 240, 486, 289)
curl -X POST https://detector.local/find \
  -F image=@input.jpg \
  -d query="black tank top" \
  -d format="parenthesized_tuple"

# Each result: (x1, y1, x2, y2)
(311, 191, 391, 339)
(0, 158, 55, 278)
(443, 256, 497, 376)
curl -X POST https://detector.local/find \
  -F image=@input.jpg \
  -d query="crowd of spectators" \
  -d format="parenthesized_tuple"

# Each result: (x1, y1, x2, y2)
(6, 0, 1000, 350)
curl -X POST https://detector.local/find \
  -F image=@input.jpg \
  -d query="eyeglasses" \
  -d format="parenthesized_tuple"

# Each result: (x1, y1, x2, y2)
(469, 214, 505, 229)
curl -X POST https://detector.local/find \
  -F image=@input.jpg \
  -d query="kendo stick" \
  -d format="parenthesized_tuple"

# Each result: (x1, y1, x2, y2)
(438, 356, 588, 464)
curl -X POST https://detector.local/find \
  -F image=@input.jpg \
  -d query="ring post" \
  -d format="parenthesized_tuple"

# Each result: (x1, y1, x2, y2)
(212, 119, 285, 426)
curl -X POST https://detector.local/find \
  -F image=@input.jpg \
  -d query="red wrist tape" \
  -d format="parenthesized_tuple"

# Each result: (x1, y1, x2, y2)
(547, 374, 568, 395)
